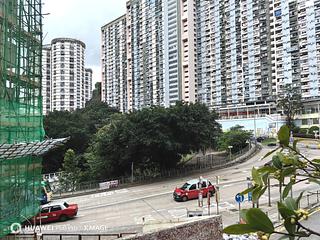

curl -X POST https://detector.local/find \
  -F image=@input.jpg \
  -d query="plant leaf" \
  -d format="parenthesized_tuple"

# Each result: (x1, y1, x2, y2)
(241, 186, 255, 195)
(246, 208, 275, 233)
(258, 165, 278, 174)
(223, 224, 259, 234)
(285, 197, 298, 211)
(278, 202, 296, 219)
(262, 146, 280, 160)
(282, 167, 296, 177)
(296, 191, 304, 206)
(252, 185, 263, 202)
(272, 155, 283, 169)
(283, 180, 294, 199)
(252, 167, 262, 186)
(284, 218, 296, 235)
(278, 125, 290, 147)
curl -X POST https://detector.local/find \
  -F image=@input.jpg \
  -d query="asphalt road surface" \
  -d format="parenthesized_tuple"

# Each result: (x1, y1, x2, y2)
(22, 146, 320, 235)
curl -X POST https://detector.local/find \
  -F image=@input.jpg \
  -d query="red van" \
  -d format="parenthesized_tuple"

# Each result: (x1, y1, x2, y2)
(173, 178, 216, 202)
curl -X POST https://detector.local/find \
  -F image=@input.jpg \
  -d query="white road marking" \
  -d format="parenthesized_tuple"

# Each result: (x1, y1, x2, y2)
(168, 208, 187, 218)
(80, 220, 96, 224)
(221, 184, 233, 188)
(151, 209, 167, 213)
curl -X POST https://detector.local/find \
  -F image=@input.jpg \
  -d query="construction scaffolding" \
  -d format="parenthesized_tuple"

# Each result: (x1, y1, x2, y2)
(0, 0, 44, 237)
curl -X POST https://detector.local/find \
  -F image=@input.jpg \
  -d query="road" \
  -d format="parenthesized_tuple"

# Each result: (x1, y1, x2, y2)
(22, 146, 320, 235)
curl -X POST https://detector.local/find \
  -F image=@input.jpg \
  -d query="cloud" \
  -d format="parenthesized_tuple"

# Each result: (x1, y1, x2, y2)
(42, 0, 127, 84)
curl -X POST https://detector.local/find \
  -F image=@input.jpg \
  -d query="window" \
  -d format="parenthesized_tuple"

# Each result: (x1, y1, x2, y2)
(51, 206, 62, 212)
(201, 182, 207, 188)
(189, 184, 196, 190)
(41, 207, 50, 213)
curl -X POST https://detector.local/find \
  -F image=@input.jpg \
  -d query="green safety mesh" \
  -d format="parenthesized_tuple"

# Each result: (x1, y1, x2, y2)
(0, 0, 44, 237)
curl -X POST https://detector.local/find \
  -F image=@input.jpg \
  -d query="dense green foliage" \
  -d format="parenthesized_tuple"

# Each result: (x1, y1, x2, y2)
(43, 101, 119, 172)
(218, 125, 252, 153)
(85, 102, 222, 179)
(58, 149, 81, 191)
(224, 125, 320, 239)
(44, 101, 221, 179)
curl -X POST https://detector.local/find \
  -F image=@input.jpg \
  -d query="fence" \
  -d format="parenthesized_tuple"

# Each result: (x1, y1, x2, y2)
(52, 143, 259, 198)
(5, 233, 138, 240)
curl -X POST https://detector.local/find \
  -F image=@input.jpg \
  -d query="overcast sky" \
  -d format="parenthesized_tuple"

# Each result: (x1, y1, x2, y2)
(43, 0, 128, 87)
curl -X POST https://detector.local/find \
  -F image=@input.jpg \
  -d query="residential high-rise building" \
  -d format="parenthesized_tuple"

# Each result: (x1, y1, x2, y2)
(42, 44, 52, 115)
(42, 38, 92, 113)
(85, 68, 93, 103)
(101, 0, 320, 115)
(126, 0, 165, 111)
(101, 15, 128, 112)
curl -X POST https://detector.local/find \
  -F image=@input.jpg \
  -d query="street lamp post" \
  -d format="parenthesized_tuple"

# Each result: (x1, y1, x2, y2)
(131, 161, 134, 183)
(228, 146, 233, 161)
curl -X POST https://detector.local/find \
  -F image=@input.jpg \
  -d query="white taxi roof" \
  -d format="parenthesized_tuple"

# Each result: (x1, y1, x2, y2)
(41, 201, 67, 208)
(186, 178, 209, 185)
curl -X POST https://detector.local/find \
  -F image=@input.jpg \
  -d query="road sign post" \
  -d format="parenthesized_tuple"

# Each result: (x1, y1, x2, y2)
(235, 193, 245, 223)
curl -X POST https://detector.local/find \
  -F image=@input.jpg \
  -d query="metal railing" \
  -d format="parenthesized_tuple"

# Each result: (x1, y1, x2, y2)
(6, 232, 138, 240)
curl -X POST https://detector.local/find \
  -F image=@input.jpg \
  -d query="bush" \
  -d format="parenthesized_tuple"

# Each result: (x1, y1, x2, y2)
(293, 133, 314, 139)
(309, 126, 319, 134)
(299, 128, 309, 134)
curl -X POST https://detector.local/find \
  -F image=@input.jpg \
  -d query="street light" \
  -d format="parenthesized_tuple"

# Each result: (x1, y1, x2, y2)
(228, 145, 233, 161)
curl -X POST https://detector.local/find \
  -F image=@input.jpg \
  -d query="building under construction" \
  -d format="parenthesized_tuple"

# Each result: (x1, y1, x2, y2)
(0, 0, 66, 237)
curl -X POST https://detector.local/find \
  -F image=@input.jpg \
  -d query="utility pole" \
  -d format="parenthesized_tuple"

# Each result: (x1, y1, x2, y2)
(131, 162, 134, 183)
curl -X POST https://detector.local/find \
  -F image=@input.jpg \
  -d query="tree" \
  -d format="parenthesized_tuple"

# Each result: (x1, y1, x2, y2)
(43, 101, 119, 173)
(59, 149, 81, 192)
(277, 85, 303, 130)
(86, 102, 222, 180)
(218, 125, 252, 153)
(224, 125, 320, 239)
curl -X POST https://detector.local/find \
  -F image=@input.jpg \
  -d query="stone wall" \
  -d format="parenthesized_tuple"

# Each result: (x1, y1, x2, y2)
(123, 216, 223, 240)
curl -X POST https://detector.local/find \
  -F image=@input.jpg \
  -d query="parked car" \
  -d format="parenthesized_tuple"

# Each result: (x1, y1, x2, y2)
(31, 202, 78, 224)
(173, 178, 216, 202)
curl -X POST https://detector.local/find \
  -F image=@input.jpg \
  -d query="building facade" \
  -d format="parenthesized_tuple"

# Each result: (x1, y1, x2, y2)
(101, 0, 320, 115)
(42, 38, 92, 113)
(85, 68, 93, 103)
(42, 44, 52, 115)
(101, 15, 128, 112)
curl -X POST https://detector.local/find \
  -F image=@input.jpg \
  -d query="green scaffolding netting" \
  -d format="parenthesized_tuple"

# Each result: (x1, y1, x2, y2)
(0, 0, 44, 237)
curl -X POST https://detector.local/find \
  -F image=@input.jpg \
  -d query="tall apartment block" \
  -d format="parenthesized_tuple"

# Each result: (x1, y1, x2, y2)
(85, 68, 93, 102)
(42, 38, 92, 113)
(42, 44, 52, 115)
(101, 15, 128, 112)
(101, 0, 320, 115)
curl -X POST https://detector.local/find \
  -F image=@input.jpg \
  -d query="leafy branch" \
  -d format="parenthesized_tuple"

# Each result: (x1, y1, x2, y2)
(224, 125, 320, 239)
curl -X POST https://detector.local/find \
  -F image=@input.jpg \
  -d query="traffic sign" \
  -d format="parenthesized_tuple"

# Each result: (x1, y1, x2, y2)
(235, 193, 245, 203)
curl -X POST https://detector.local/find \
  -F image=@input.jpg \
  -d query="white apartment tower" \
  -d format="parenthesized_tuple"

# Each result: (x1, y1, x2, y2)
(85, 68, 93, 103)
(101, 15, 128, 112)
(42, 38, 92, 113)
(101, 0, 320, 114)
(42, 44, 51, 115)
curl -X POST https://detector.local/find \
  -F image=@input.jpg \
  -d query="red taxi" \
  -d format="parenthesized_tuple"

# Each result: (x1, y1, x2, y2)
(173, 178, 216, 202)
(31, 202, 78, 224)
